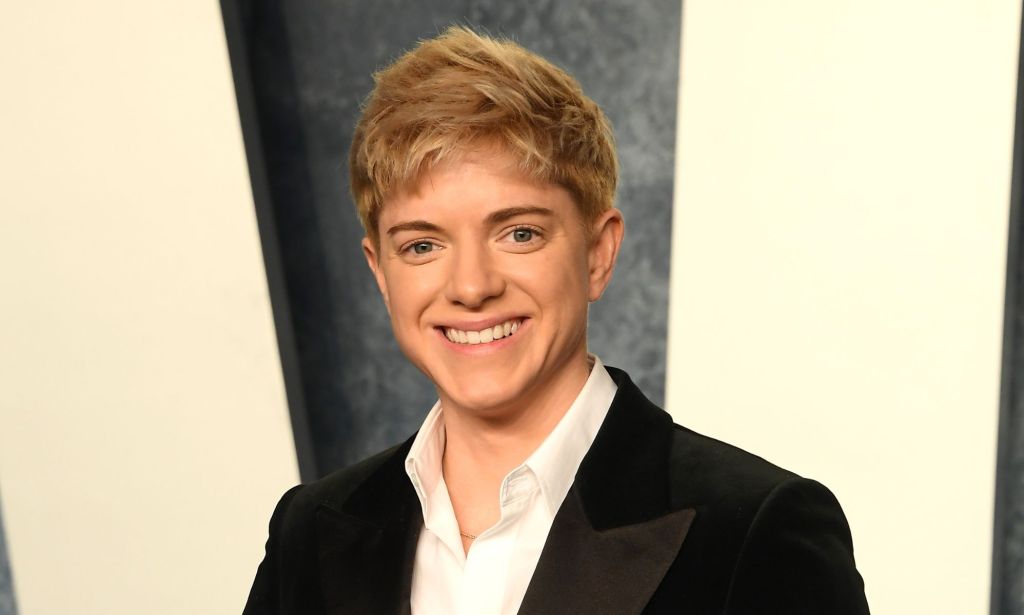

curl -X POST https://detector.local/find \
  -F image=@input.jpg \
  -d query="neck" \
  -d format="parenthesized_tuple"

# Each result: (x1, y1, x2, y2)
(441, 352, 593, 481)
(439, 352, 593, 547)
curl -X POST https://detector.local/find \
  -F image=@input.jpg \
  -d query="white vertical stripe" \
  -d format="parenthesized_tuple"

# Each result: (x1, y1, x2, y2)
(0, 2, 299, 614)
(667, 1, 1019, 612)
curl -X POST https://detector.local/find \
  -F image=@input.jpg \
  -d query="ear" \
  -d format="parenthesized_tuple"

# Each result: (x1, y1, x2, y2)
(362, 236, 391, 314)
(587, 208, 625, 302)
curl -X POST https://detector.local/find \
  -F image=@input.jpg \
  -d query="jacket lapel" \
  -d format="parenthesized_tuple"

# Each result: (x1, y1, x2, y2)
(309, 368, 691, 615)
(519, 367, 696, 615)
(518, 490, 694, 615)
(316, 440, 421, 615)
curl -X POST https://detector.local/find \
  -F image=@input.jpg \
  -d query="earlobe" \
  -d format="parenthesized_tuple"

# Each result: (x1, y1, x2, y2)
(362, 236, 391, 313)
(587, 208, 625, 302)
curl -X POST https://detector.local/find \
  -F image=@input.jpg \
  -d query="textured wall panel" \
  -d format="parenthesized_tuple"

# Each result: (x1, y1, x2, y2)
(993, 10, 1024, 615)
(226, 0, 680, 475)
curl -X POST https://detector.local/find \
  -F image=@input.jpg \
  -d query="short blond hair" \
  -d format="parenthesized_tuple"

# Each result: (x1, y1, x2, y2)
(349, 26, 618, 243)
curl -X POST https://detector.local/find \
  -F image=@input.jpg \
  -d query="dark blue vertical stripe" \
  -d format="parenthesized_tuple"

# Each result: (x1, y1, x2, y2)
(219, 0, 318, 481)
(992, 4, 1024, 615)
(0, 497, 18, 615)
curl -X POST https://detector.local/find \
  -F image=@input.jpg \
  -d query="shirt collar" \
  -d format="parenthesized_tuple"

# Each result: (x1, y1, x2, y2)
(404, 355, 619, 517)
(404, 400, 445, 516)
(521, 355, 617, 515)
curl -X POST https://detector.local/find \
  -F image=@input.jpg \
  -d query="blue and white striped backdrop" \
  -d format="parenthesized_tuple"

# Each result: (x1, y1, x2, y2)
(0, 1, 1019, 614)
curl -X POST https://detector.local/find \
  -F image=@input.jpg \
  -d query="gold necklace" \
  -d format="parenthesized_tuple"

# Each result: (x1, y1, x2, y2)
(459, 530, 477, 540)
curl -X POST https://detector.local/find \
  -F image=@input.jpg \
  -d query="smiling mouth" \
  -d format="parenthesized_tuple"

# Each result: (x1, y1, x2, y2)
(442, 318, 523, 345)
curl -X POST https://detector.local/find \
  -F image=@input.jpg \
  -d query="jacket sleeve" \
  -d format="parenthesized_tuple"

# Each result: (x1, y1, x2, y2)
(724, 478, 870, 615)
(242, 485, 304, 615)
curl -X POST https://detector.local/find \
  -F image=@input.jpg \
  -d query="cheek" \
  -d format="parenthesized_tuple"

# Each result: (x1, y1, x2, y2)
(539, 249, 591, 294)
(383, 267, 441, 324)
(508, 252, 591, 315)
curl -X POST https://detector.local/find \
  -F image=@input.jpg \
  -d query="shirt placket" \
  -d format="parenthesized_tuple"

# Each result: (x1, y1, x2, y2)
(454, 467, 538, 615)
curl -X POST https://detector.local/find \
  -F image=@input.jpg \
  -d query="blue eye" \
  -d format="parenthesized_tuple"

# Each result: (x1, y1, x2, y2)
(512, 229, 534, 242)
(410, 242, 434, 254)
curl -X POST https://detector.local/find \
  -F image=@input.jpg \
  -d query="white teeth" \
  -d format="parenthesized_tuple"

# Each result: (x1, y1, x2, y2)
(444, 319, 522, 345)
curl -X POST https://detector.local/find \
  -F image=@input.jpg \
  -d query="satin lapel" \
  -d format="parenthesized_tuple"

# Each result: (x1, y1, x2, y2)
(316, 441, 421, 615)
(518, 489, 695, 615)
(521, 367, 695, 614)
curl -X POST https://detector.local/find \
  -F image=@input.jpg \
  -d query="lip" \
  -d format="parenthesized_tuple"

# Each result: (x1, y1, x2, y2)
(434, 315, 527, 332)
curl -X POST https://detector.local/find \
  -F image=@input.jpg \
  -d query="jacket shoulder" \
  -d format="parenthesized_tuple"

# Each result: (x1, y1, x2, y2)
(242, 441, 413, 614)
(287, 440, 410, 515)
(649, 424, 867, 614)
(667, 424, 797, 510)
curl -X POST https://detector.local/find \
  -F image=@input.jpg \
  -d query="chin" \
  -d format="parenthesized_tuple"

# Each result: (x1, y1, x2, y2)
(439, 374, 529, 415)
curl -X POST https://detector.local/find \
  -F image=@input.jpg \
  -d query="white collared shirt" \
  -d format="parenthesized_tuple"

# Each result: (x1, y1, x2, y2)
(404, 356, 618, 615)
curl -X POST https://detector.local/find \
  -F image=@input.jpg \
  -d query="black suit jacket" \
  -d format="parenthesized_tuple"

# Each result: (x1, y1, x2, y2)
(244, 367, 869, 614)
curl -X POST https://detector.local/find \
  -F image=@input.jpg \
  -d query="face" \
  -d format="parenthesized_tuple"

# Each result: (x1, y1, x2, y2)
(362, 150, 623, 420)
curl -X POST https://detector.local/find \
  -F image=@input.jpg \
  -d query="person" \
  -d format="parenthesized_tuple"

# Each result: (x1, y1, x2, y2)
(243, 26, 869, 615)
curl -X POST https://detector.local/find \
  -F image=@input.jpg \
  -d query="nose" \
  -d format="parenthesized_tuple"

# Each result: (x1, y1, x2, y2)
(444, 244, 505, 308)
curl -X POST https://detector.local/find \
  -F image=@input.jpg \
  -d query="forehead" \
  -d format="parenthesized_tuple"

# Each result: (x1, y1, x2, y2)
(378, 150, 578, 227)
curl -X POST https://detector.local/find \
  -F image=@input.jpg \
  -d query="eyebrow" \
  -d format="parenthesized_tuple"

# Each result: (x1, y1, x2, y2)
(385, 206, 554, 237)
(385, 220, 444, 236)
(485, 206, 555, 225)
